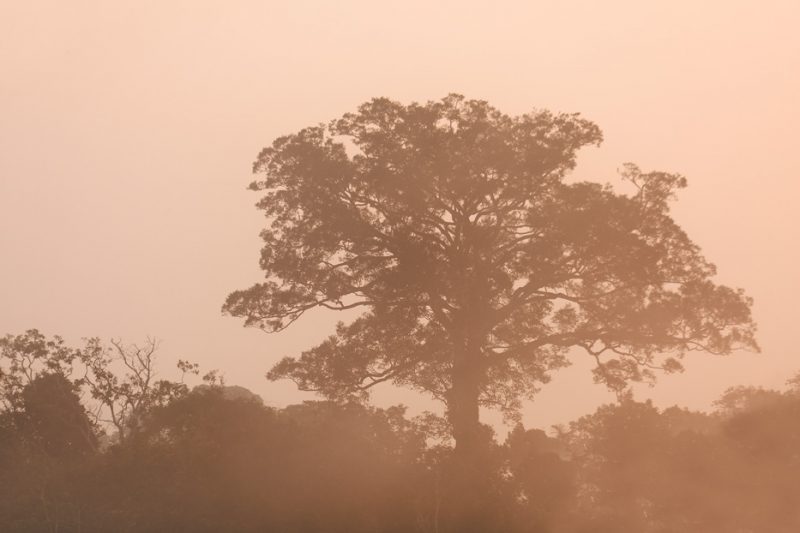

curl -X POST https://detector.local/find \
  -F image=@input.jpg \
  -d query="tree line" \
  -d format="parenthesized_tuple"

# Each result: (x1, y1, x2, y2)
(2, 329, 798, 532)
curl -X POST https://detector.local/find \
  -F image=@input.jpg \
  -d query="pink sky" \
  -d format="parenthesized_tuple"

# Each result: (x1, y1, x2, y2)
(2, 1, 798, 430)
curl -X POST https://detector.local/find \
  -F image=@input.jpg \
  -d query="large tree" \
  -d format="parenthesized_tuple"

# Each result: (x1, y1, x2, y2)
(224, 94, 757, 463)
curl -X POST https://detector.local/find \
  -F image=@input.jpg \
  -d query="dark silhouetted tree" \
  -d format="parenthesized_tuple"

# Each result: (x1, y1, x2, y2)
(0, 374, 97, 532)
(76, 337, 199, 443)
(0, 330, 77, 412)
(213, 96, 756, 530)
(225, 94, 756, 458)
(19, 373, 97, 458)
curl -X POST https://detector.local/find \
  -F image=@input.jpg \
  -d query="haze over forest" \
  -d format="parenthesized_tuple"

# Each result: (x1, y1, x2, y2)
(3, 3, 800, 531)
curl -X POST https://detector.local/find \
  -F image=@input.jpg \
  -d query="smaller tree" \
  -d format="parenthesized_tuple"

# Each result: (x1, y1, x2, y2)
(0, 373, 97, 532)
(20, 373, 98, 458)
(77, 338, 193, 443)
(0, 330, 76, 413)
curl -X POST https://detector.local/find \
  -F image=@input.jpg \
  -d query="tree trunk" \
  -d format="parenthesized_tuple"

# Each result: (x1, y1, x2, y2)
(444, 343, 493, 532)
(450, 352, 482, 460)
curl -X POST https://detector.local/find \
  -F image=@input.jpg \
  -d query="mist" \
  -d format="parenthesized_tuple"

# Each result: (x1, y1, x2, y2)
(2, 2, 799, 531)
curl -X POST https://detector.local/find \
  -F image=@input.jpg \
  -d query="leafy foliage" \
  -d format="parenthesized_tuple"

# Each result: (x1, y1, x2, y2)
(225, 95, 757, 426)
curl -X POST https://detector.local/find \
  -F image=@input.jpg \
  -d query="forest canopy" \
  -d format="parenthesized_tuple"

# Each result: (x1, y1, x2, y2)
(0, 329, 796, 532)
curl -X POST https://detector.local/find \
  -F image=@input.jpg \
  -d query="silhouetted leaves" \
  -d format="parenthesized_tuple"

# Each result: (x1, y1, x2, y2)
(225, 94, 757, 441)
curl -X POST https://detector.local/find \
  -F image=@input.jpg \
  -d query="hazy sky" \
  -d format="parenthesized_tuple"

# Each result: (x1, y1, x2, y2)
(2, 1, 798, 430)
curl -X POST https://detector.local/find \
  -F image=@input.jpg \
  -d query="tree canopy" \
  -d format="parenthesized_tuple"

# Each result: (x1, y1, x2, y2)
(224, 94, 757, 457)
